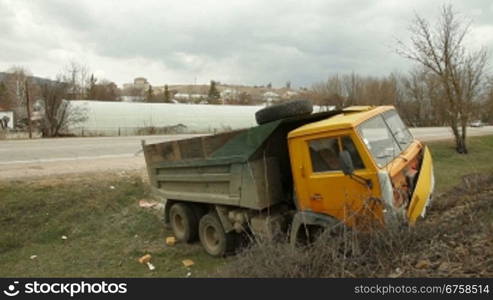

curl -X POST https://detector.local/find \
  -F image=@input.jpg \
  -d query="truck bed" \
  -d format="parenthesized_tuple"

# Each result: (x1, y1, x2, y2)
(142, 110, 341, 210)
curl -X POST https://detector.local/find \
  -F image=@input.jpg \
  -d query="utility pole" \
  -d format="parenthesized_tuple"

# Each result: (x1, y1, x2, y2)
(25, 80, 32, 139)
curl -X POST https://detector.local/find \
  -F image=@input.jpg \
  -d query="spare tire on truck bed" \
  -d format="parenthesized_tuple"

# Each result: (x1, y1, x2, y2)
(255, 99, 313, 125)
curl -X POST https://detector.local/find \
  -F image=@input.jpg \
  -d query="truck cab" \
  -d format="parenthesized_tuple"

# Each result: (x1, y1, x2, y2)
(288, 106, 434, 232)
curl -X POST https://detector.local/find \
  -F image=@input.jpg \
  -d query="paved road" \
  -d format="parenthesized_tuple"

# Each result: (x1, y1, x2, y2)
(409, 126, 493, 142)
(0, 134, 203, 165)
(1, 127, 492, 179)
(0, 134, 204, 179)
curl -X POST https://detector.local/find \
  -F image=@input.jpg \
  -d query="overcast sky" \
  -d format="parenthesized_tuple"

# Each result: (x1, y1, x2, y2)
(0, 0, 492, 88)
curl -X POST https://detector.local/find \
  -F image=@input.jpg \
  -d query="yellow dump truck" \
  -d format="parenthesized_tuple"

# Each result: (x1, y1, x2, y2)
(142, 100, 434, 256)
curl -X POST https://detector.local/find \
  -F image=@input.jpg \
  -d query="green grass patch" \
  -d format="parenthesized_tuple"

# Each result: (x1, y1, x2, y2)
(0, 174, 222, 277)
(427, 135, 493, 193)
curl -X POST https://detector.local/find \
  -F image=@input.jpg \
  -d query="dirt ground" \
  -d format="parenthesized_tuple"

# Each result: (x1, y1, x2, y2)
(0, 156, 147, 180)
(411, 174, 493, 277)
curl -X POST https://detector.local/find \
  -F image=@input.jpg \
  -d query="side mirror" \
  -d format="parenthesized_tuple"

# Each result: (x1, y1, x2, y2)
(339, 150, 354, 175)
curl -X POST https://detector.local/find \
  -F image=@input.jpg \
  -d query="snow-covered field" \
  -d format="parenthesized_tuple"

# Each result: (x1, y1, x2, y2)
(68, 101, 264, 135)
(68, 100, 330, 136)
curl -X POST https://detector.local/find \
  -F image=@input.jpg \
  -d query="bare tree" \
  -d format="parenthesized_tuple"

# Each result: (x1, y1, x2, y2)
(399, 67, 450, 127)
(400, 68, 430, 126)
(123, 86, 144, 100)
(237, 91, 253, 105)
(482, 78, 493, 123)
(98, 80, 119, 101)
(309, 74, 345, 110)
(1, 67, 40, 128)
(163, 84, 171, 103)
(397, 5, 488, 153)
(39, 78, 87, 137)
(208, 80, 221, 104)
(343, 72, 363, 106)
(307, 73, 402, 110)
(86, 75, 120, 101)
(63, 61, 89, 100)
(0, 81, 9, 109)
(146, 85, 154, 102)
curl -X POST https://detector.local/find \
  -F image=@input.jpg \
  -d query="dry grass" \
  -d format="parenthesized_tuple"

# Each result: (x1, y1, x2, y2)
(217, 174, 493, 278)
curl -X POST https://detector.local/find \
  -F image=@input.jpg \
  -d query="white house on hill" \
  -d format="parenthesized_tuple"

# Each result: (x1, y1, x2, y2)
(0, 105, 14, 129)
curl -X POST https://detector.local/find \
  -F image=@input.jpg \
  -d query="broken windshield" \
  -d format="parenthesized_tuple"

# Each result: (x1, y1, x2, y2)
(383, 110, 413, 150)
(357, 110, 414, 167)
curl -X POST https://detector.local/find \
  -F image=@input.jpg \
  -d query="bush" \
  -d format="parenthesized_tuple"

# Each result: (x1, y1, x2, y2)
(217, 174, 493, 277)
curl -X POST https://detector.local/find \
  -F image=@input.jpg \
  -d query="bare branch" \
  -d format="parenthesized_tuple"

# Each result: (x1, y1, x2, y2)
(396, 4, 488, 153)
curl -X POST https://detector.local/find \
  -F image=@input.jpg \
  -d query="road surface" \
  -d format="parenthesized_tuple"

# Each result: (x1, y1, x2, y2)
(1, 127, 492, 179)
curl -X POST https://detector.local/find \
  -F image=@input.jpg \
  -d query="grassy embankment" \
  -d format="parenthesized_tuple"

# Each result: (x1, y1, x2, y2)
(0, 135, 492, 277)
(0, 173, 219, 277)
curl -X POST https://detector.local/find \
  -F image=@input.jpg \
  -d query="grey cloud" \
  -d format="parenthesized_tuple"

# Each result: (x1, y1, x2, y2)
(1, 0, 492, 87)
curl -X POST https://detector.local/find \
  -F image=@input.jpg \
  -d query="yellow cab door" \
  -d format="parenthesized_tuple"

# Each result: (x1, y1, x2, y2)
(291, 131, 380, 225)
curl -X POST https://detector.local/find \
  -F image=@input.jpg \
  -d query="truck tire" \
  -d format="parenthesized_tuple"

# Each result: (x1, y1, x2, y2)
(199, 213, 236, 257)
(169, 203, 199, 243)
(292, 225, 323, 246)
(255, 99, 313, 125)
(289, 211, 340, 247)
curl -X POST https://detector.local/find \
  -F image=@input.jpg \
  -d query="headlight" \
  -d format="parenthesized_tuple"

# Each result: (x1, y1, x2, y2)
(377, 170, 406, 226)
(377, 170, 393, 207)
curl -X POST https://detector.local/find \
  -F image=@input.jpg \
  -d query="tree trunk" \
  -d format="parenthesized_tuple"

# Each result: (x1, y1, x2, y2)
(455, 136, 467, 154)
(459, 122, 468, 154)
(452, 124, 468, 154)
(449, 118, 467, 154)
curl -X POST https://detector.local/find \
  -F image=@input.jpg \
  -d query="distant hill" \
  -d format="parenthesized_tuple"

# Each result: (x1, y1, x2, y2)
(166, 83, 297, 98)
(0, 72, 54, 85)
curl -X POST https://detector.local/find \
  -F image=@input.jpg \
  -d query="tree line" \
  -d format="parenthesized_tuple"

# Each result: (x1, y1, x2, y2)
(303, 69, 492, 127)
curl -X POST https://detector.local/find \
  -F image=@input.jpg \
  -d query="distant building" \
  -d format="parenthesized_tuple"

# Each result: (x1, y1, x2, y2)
(173, 93, 208, 102)
(220, 88, 238, 98)
(0, 105, 14, 129)
(282, 90, 299, 99)
(262, 91, 280, 105)
(165, 123, 187, 133)
(122, 77, 150, 92)
(31, 100, 45, 123)
(121, 95, 145, 102)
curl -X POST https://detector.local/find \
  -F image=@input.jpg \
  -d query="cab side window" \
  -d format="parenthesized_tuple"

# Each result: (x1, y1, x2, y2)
(341, 136, 365, 170)
(309, 137, 341, 172)
(308, 136, 365, 173)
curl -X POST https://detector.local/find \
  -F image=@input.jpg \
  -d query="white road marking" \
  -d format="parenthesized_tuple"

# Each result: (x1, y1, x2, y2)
(0, 153, 137, 165)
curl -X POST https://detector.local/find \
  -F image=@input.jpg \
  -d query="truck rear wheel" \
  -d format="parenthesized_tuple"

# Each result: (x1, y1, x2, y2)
(199, 213, 236, 257)
(292, 225, 323, 246)
(169, 203, 198, 243)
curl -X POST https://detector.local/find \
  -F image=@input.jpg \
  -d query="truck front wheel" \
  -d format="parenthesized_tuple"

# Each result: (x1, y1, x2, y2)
(169, 203, 199, 243)
(199, 213, 236, 257)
